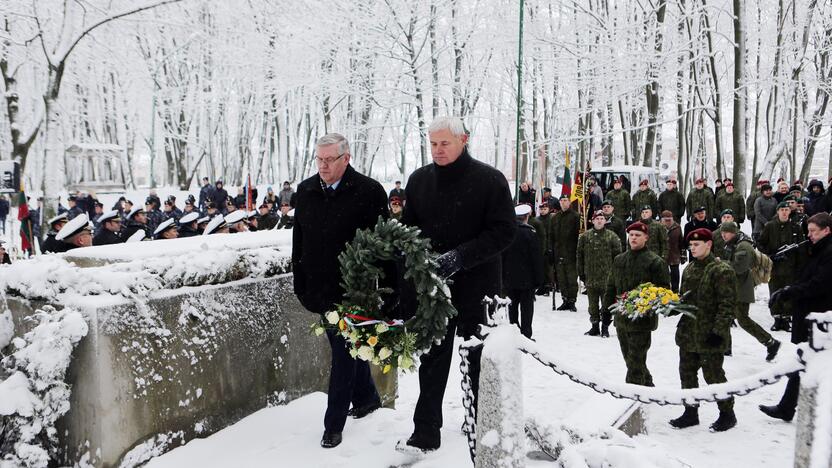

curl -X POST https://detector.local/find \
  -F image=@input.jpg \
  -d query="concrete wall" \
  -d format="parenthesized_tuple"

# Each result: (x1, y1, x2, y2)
(5, 274, 396, 467)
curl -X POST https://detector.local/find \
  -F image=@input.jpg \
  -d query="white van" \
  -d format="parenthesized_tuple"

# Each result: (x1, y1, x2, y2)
(590, 165, 660, 195)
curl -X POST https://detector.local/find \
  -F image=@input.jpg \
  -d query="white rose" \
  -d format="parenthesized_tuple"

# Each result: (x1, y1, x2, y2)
(325, 311, 340, 325)
(399, 355, 414, 369)
(376, 323, 389, 334)
(378, 347, 392, 360)
(314, 327, 325, 336)
(349, 348, 359, 358)
(357, 346, 375, 362)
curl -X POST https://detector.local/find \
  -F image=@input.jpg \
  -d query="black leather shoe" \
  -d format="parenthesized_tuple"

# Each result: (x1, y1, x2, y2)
(321, 431, 342, 448)
(759, 404, 794, 422)
(349, 400, 381, 419)
(405, 431, 440, 452)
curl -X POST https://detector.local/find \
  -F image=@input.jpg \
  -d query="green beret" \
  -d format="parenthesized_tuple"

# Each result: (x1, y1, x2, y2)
(783, 195, 796, 202)
(777, 201, 790, 209)
(641, 205, 653, 212)
(559, 194, 570, 200)
(720, 209, 734, 217)
(601, 199, 612, 207)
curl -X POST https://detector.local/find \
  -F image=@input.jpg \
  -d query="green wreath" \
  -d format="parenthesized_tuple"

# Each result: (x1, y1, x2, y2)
(311, 216, 457, 372)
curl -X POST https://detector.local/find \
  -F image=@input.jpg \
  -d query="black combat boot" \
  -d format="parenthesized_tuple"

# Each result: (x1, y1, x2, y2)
(709, 410, 737, 432)
(669, 406, 699, 429)
(765, 339, 781, 362)
(556, 302, 569, 311)
(567, 302, 577, 312)
(584, 323, 600, 336)
(402, 431, 440, 452)
(600, 323, 610, 338)
(759, 404, 794, 422)
(321, 431, 342, 448)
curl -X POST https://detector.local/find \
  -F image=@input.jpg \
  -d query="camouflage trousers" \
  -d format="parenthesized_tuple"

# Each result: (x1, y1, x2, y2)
(679, 349, 734, 412)
(587, 287, 610, 325)
(616, 330, 654, 386)
(555, 257, 578, 303)
(736, 302, 773, 345)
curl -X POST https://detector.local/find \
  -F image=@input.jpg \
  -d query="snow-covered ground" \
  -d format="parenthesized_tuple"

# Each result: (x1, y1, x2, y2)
(147, 286, 797, 468)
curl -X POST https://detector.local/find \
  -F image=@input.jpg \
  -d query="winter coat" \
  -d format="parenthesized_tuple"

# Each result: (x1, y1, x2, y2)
(233, 194, 247, 208)
(67, 205, 85, 220)
(685, 188, 715, 222)
(41, 232, 69, 253)
(2, 253, 10, 264)
(753, 195, 778, 235)
(786, 234, 832, 344)
(676, 253, 737, 354)
(502, 222, 544, 290)
(605, 247, 670, 332)
(576, 227, 621, 289)
(551, 208, 580, 261)
(292, 164, 389, 315)
(606, 215, 627, 250)
(279, 188, 295, 206)
(665, 222, 683, 266)
(145, 209, 164, 234)
(198, 184, 213, 210)
(722, 233, 756, 303)
(605, 188, 632, 221)
(93, 229, 122, 246)
(518, 187, 537, 216)
(258, 213, 279, 231)
(122, 221, 150, 241)
(527, 216, 547, 257)
(805, 180, 829, 216)
(683, 218, 717, 248)
(746, 189, 761, 223)
(758, 218, 807, 285)
(631, 188, 659, 221)
(178, 225, 200, 238)
(658, 189, 686, 222)
(210, 187, 229, 210)
(715, 191, 746, 224)
(400, 149, 516, 337)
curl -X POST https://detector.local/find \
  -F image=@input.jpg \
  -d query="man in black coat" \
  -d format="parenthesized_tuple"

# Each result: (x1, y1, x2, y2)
(683, 206, 717, 248)
(761, 212, 832, 422)
(198, 177, 213, 212)
(210, 180, 229, 213)
(292, 133, 388, 449)
(399, 116, 516, 452)
(93, 211, 123, 246)
(502, 204, 544, 338)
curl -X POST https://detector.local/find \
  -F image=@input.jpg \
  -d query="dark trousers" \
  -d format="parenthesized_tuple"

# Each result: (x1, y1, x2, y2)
(679, 349, 734, 412)
(778, 311, 811, 413)
(669, 264, 680, 293)
(324, 330, 380, 433)
(507, 288, 535, 338)
(617, 330, 654, 386)
(414, 319, 482, 436)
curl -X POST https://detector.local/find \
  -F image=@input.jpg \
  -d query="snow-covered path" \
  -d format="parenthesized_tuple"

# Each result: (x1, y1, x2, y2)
(148, 289, 796, 468)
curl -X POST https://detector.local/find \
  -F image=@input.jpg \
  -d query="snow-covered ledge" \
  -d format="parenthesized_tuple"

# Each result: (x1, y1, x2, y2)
(0, 231, 397, 468)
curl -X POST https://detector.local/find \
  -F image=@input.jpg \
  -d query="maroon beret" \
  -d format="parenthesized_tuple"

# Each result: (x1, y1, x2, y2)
(639, 179, 649, 186)
(626, 221, 649, 235)
(686, 228, 713, 243)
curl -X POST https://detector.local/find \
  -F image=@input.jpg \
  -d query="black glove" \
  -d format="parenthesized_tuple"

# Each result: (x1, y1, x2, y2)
(769, 287, 791, 308)
(436, 249, 463, 280)
(705, 333, 724, 347)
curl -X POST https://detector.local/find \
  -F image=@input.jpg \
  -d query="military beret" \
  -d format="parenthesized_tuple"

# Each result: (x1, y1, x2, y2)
(660, 210, 673, 219)
(639, 179, 649, 186)
(47, 213, 68, 227)
(56, 213, 91, 241)
(225, 210, 247, 225)
(666, 179, 677, 184)
(783, 195, 796, 202)
(626, 222, 649, 235)
(538, 202, 550, 209)
(776, 201, 790, 209)
(720, 209, 734, 217)
(126, 206, 146, 220)
(641, 205, 653, 212)
(542, 187, 552, 192)
(559, 194, 570, 200)
(761, 184, 773, 191)
(685, 228, 713, 243)
(723, 178, 733, 183)
(793, 179, 802, 185)
(514, 204, 532, 216)
(601, 199, 612, 207)
(721, 221, 739, 234)
(725, 181, 734, 187)
(153, 218, 177, 237)
(179, 212, 199, 225)
(695, 178, 705, 184)
(592, 210, 605, 219)
(693, 206, 706, 214)
(97, 210, 120, 224)
(203, 215, 228, 235)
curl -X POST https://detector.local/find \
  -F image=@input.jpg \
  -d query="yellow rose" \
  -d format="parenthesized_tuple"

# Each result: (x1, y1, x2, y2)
(338, 319, 347, 331)
(383, 364, 392, 374)
(367, 336, 379, 347)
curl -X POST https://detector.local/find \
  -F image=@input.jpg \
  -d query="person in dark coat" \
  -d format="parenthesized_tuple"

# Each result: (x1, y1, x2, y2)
(661, 210, 685, 292)
(257, 203, 279, 230)
(399, 117, 516, 452)
(66, 195, 85, 220)
(761, 212, 832, 421)
(658, 179, 686, 223)
(122, 207, 151, 241)
(805, 179, 829, 216)
(93, 211, 123, 246)
(144, 197, 164, 234)
(0, 194, 9, 235)
(389, 181, 406, 204)
(683, 206, 717, 248)
(518, 182, 537, 216)
(177, 212, 201, 238)
(292, 133, 388, 449)
(41, 213, 69, 253)
(210, 180, 229, 213)
(198, 177, 213, 212)
(502, 204, 544, 339)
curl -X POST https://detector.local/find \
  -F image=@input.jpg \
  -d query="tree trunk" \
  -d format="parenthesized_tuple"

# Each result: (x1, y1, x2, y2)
(732, 0, 748, 194)
(642, 0, 666, 168)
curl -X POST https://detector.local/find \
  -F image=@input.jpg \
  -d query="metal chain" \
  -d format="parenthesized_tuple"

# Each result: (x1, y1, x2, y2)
(458, 341, 478, 463)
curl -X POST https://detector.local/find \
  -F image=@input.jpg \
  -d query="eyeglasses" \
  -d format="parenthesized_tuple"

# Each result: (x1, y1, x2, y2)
(315, 153, 346, 165)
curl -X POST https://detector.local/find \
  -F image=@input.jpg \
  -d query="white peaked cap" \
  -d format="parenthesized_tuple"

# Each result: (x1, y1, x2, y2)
(153, 218, 177, 236)
(178, 212, 199, 224)
(56, 214, 90, 241)
(514, 204, 532, 216)
(97, 210, 119, 224)
(224, 210, 247, 225)
(203, 215, 227, 235)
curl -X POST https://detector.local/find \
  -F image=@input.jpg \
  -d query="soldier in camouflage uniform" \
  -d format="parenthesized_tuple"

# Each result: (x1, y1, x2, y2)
(604, 222, 671, 386)
(552, 195, 580, 311)
(670, 228, 738, 432)
(631, 179, 659, 221)
(758, 202, 808, 331)
(720, 222, 781, 361)
(577, 210, 623, 337)
(658, 179, 686, 223)
(602, 200, 626, 249)
(534, 202, 555, 295)
(606, 178, 632, 223)
(715, 182, 746, 224)
(711, 209, 736, 259)
(638, 206, 668, 260)
(686, 178, 716, 223)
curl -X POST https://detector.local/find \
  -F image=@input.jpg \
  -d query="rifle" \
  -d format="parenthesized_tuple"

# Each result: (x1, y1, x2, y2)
(771, 239, 810, 261)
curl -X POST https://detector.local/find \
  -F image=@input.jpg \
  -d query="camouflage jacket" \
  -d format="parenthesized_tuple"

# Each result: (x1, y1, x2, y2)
(641, 218, 668, 260)
(631, 188, 659, 220)
(606, 189, 632, 221)
(605, 247, 671, 332)
(577, 227, 622, 289)
(722, 234, 756, 303)
(686, 188, 716, 222)
(528, 216, 548, 257)
(551, 208, 580, 261)
(676, 253, 737, 353)
(658, 189, 686, 221)
(715, 191, 746, 224)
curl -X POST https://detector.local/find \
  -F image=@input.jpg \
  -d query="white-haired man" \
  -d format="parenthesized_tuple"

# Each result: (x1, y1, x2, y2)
(398, 117, 516, 452)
